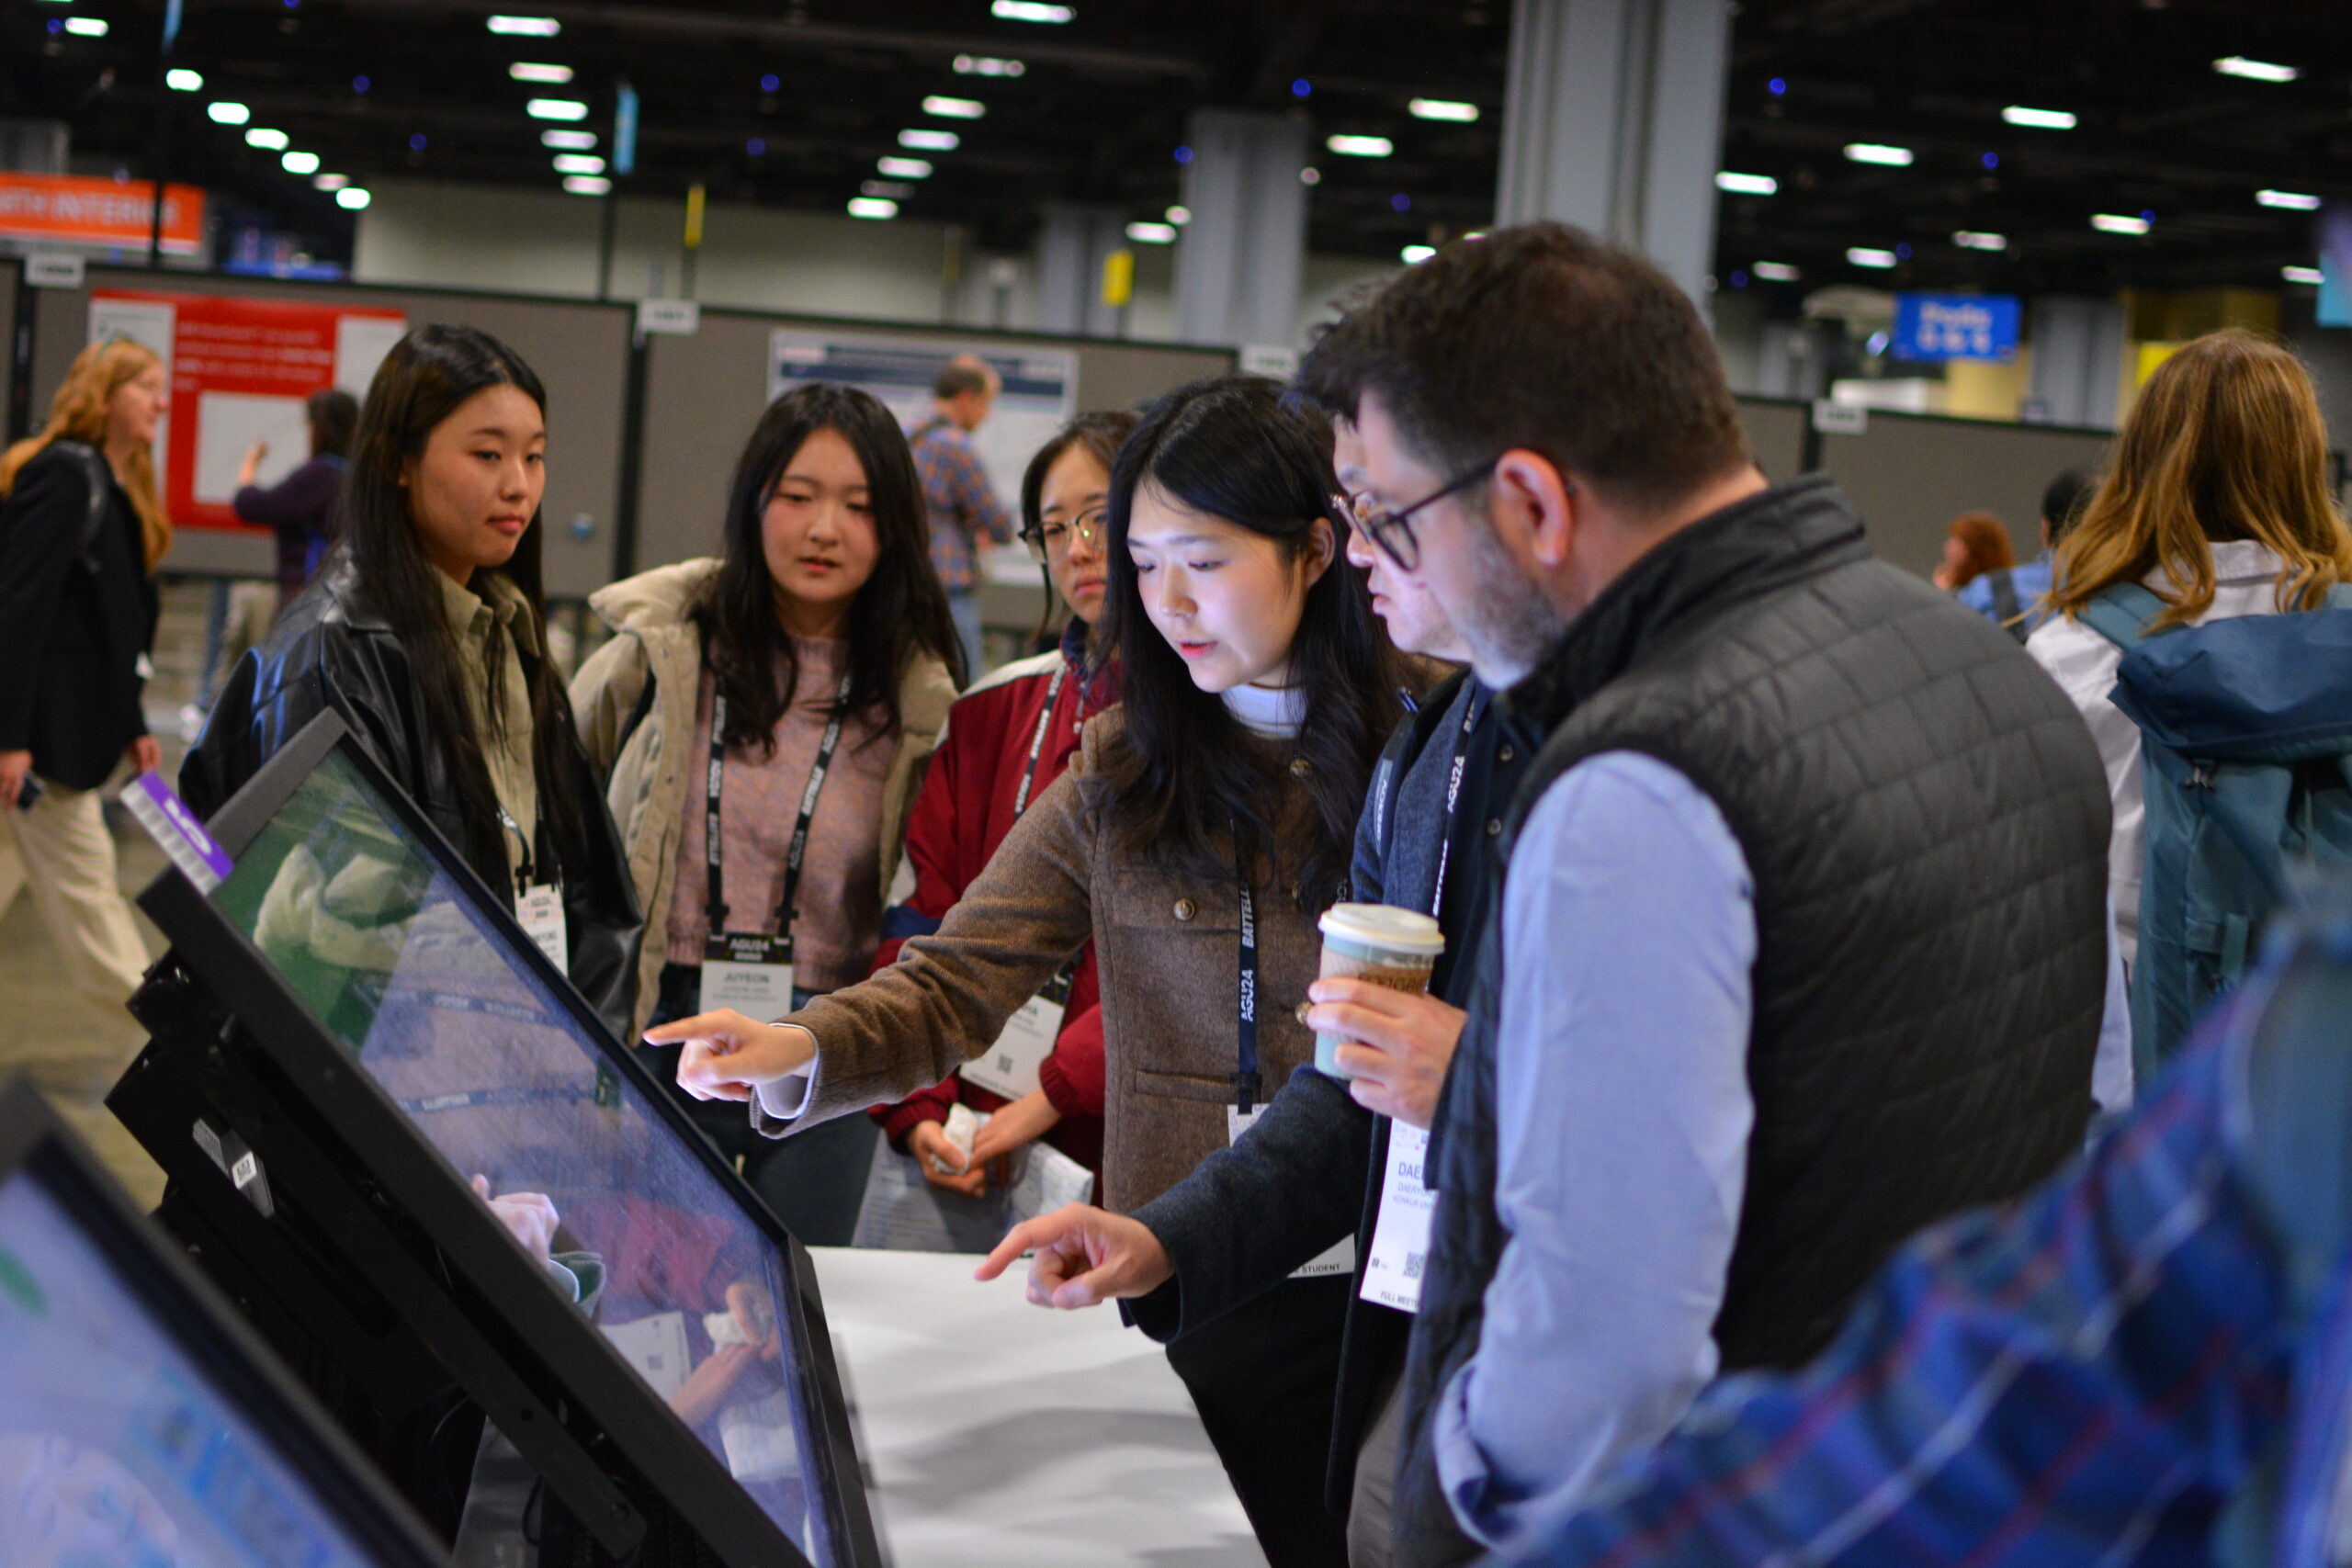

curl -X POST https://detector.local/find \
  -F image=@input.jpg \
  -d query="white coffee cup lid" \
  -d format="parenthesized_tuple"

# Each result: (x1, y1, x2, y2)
(1318, 902, 1444, 955)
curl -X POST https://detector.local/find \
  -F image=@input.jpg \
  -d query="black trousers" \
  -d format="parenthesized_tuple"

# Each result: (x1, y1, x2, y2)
(1163, 1272, 1353, 1568)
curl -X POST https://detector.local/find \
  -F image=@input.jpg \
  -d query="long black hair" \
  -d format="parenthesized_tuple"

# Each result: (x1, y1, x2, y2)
(1019, 409, 1139, 647)
(695, 383, 963, 753)
(1099, 376, 1406, 910)
(338, 322, 588, 886)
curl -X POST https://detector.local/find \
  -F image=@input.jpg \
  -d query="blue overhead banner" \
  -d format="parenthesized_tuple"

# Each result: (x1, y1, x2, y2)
(1893, 293, 2021, 362)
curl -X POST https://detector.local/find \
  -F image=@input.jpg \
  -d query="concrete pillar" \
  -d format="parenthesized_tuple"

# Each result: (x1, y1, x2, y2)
(1174, 108, 1310, 351)
(1035, 203, 1130, 337)
(1495, 0, 1732, 303)
(2025, 297, 2125, 430)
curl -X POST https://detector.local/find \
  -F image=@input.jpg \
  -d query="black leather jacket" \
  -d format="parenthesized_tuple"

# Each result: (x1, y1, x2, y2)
(181, 557, 643, 1041)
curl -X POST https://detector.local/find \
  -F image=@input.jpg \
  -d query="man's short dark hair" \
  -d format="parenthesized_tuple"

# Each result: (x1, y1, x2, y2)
(934, 357, 994, 400)
(2041, 468, 2095, 542)
(1295, 223, 1749, 515)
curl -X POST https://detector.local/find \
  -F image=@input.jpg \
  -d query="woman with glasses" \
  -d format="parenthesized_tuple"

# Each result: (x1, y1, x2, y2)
(855, 412, 1136, 1246)
(650, 377, 1413, 1566)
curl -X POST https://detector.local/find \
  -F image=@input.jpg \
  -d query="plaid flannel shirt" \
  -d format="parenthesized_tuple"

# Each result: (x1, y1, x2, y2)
(1506, 983, 2304, 1568)
(909, 418, 1015, 594)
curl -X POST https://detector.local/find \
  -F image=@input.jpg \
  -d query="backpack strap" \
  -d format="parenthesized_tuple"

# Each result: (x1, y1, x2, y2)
(48, 440, 112, 577)
(1985, 570, 2027, 643)
(2079, 581, 2170, 652)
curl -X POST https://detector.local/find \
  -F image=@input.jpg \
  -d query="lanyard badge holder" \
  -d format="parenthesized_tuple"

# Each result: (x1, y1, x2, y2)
(1361, 688, 1488, 1314)
(500, 804, 568, 968)
(961, 665, 1080, 1099)
(698, 674, 852, 1020)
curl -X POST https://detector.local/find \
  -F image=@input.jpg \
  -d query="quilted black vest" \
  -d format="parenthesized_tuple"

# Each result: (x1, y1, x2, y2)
(1391, 477, 2112, 1565)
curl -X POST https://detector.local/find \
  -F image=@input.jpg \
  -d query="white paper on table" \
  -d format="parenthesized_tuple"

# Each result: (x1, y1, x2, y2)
(601, 1310, 691, 1403)
(852, 1109, 1094, 1253)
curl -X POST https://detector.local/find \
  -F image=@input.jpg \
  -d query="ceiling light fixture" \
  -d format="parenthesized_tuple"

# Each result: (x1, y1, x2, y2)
(1752, 261, 1801, 282)
(899, 128, 959, 151)
(336, 187, 373, 209)
(312, 173, 350, 190)
(245, 128, 290, 151)
(1843, 143, 1914, 167)
(2214, 55, 2299, 83)
(526, 98, 589, 121)
(207, 102, 252, 125)
(166, 69, 204, 91)
(954, 54, 1025, 76)
(510, 62, 573, 83)
(1125, 220, 1176, 243)
(2001, 106, 2077, 130)
(1408, 98, 1478, 122)
(990, 0, 1072, 19)
(877, 156, 933, 178)
(488, 15, 560, 36)
(281, 151, 321, 174)
(552, 153, 605, 175)
(1952, 230, 2009, 251)
(561, 175, 610, 195)
(1714, 171, 1777, 195)
(1166, 204, 1190, 225)
(2257, 189, 2323, 210)
(541, 129, 596, 150)
(2284, 265, 2325, 285)
(848, 196, 899, 219)
(862, 180, 913, 199)
(1327, 133, 1393, 157)
(1846, 246, 1899, 268)
(2091, 212, 2151, 234)
(1401, 245, 1436, 264)
(922, 96, 986, 118)
(63, 16, 107, 35)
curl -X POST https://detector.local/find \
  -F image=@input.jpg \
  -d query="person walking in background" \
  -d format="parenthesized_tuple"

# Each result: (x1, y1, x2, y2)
(859, 411, 1136, 1243)
(0, 337, 173, 1028)
(1958, 468, 2093, 640)
(182, 324, 641, 1041)
(570, 382, 960, 1247)
(233, 387, 361, 618)
(908, 354, 1015, 679)
(1931, 509, 2018, 591)
(2030, 330, 2352, 1057)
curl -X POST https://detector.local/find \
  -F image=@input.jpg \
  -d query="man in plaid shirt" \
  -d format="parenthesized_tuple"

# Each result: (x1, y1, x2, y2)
(908, 355, 1016, 680)
(1504, 897, 2352, 1568)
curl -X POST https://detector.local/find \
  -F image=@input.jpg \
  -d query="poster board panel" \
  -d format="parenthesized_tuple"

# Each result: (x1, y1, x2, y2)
(32, 272, 631, 594)
(638, 311, 1231, 575)
(1734, 396, 1808, 485)
(1821, 413, 2111, 579)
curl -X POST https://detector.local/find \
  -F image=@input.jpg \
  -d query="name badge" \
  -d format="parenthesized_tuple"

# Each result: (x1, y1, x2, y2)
(960, 994, 1065, 1099)
(1229, 1105, 1361, 1282)
(1360, 1122, 1436, 1313)
(701, 932, 797, 1017)
(514, 885, 567, 969)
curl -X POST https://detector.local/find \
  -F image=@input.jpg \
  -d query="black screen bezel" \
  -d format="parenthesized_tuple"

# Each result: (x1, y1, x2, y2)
(140, 710, 880, 1568)
(0, 1074, 455, 1568)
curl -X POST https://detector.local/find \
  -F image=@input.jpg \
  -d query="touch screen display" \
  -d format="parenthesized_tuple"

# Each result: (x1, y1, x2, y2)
(0, 1168, 386, 1568)
(207, 748, 831, 1562)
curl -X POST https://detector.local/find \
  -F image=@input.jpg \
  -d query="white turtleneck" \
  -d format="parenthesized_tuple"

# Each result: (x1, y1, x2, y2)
(1222, 682, 1306, 739)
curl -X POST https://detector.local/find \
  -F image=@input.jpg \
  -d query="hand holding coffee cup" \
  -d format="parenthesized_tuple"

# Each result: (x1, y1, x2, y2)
(1306, 905, 1459, 1128)
(1310, 905, 1442, 1076)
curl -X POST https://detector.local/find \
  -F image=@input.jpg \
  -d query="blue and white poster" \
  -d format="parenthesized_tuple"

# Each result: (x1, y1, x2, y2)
(767, 330, 1077, 513)
(1892, 294, 2021, 363)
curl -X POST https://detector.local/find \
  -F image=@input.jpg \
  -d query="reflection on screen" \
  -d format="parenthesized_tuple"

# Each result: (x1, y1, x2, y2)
(208, 749, 830, 1562)
(0, 1170, 386, 1568)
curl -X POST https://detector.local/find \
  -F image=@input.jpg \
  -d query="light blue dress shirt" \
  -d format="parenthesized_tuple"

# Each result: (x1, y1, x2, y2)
(1430, 747, 2133, 1554)
(1433, 750, 1758, 1551)
(1956, 554, 2056, 635)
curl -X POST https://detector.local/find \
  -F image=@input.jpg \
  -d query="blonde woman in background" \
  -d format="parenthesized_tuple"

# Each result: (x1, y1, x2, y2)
(2030, 328, 2352, 969)
(0, 337, 174, 1023)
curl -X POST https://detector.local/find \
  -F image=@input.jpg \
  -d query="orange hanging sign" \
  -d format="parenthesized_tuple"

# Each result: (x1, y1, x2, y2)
(0, 174, 206, 254)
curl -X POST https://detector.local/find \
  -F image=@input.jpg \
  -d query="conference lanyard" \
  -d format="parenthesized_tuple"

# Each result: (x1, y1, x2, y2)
(956, 661, 1082, 1100)
(1234, 830, 1261, 1115)
(1427, 686, 1490, 924)
(705, 670, 854, 944)
(497, 803, 566, 968)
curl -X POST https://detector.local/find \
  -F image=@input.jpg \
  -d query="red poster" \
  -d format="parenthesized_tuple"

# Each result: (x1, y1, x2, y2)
(87, 290, 407, 533)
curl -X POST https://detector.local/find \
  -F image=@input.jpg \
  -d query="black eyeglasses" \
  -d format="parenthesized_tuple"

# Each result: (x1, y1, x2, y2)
(1336, 459, 1498, 571)
(1021, 503, 1108, 564)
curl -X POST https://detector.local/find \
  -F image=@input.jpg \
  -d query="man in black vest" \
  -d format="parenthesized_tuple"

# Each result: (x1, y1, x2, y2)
(1290, 223, 2114, 1564)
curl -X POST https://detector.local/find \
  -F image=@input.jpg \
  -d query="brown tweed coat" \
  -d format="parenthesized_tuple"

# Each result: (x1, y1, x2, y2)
(757, 708, 1327, 1214)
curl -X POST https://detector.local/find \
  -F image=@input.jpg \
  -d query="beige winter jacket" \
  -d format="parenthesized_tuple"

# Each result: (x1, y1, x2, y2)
(570, 558, 958, 1038)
